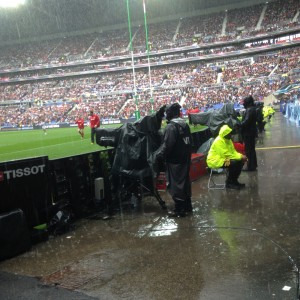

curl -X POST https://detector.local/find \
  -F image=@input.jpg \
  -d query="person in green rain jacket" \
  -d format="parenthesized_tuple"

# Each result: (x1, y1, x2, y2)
(207, 125, 247, 190)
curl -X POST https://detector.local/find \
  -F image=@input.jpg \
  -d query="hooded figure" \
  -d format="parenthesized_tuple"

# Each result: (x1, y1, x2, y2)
(165, 102, 181, 122)
(207, 124, 247, 189)
(155, 103, 192, 217)
(241, 95, 258, 171)
(255, 101, 265, 133)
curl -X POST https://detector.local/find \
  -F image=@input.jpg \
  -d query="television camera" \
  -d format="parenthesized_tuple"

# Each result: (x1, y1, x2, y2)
(95, 109, 167, 211)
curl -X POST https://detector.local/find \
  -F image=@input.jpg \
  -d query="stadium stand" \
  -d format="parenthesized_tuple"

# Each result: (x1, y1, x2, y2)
(0, 0, 300, 128)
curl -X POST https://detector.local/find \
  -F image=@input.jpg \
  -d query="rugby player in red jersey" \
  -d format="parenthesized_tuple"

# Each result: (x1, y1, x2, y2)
(75, 116, 85, 139)
(89, 110, 100, 144)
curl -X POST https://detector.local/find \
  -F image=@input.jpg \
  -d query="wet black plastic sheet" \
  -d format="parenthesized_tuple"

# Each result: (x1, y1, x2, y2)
(189, 103, 241, 136)
(96, 112, 163, 180)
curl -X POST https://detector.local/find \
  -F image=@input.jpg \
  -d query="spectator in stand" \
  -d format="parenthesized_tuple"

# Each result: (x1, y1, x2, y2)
(75, 116, 85, 139)
(89, 110, 100, 144)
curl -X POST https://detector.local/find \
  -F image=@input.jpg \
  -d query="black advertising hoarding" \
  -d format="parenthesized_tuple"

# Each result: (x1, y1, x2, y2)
(0, 156, 52, 228)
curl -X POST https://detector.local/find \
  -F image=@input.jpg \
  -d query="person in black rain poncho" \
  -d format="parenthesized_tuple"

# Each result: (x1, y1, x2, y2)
(241, 95, 258, 171)
(155, 103, 193, 217)
(255, 101, 265, 133)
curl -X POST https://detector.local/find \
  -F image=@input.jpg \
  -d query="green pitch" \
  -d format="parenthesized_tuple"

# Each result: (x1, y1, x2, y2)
(0, 123, 207, 163)
(0, 127, 109, 163)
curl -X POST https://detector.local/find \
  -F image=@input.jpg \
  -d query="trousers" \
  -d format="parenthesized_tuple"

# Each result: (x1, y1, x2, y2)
(226, 160, 244, 184)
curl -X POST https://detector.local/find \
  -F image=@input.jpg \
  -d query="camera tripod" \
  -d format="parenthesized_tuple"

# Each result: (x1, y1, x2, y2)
(117, 171, 167, 210)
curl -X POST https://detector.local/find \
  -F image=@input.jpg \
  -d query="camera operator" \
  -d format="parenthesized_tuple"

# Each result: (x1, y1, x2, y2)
(155, 103, 192, 217)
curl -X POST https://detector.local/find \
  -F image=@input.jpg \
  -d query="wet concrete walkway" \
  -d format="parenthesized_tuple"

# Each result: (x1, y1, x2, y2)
(1, 112, 300, 300)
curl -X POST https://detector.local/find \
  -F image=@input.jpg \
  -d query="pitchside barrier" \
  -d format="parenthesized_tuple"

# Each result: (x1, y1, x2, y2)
(0, 129, 210, 227)
(1, 116, 195, 131)
(0, 156, 51, 229)
(1, 119, 126, 131)
(0, 130, 210, 258)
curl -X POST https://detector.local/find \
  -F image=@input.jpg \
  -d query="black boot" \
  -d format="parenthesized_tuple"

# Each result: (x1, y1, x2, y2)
(185, 198, 193, 213)
(168, 210, 187, 218)
(234, 181, 246, 188)
(226, 179, 240, 190)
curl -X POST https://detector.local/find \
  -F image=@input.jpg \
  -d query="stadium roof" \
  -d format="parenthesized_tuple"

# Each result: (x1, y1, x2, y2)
(0, 0, 271, 43)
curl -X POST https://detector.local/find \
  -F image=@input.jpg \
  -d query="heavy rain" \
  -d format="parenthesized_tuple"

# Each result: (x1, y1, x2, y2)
(1, 0, 300, 299)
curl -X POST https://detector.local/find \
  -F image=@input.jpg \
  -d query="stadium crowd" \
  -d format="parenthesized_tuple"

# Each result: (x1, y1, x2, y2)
(0, 0, 299, 71)
(0, 0, 300, 128)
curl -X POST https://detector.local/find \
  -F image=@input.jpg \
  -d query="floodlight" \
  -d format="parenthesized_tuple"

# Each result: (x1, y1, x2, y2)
(0, 0, 25, 8)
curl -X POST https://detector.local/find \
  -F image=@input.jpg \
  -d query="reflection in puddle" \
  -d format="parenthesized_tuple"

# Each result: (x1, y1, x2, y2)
(135, 217, 178, 237)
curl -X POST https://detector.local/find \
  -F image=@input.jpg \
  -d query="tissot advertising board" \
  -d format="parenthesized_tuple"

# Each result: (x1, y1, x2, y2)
(0, 156, 51, 228)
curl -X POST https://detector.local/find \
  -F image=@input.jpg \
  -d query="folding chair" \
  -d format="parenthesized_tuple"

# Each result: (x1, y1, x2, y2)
(207, 168, 228, 190)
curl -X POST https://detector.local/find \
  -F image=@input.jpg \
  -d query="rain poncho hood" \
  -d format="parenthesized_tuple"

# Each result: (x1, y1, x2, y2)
(243, 96, 254, 108)
(166, 103, 181, 121)
(219, 124, 232, 138)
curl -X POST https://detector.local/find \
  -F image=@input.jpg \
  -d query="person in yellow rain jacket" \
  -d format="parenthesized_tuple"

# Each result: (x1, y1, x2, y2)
(263, 105, 275, 121)
(267, 105, 275, 120)
(207, 125, 248, 190)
